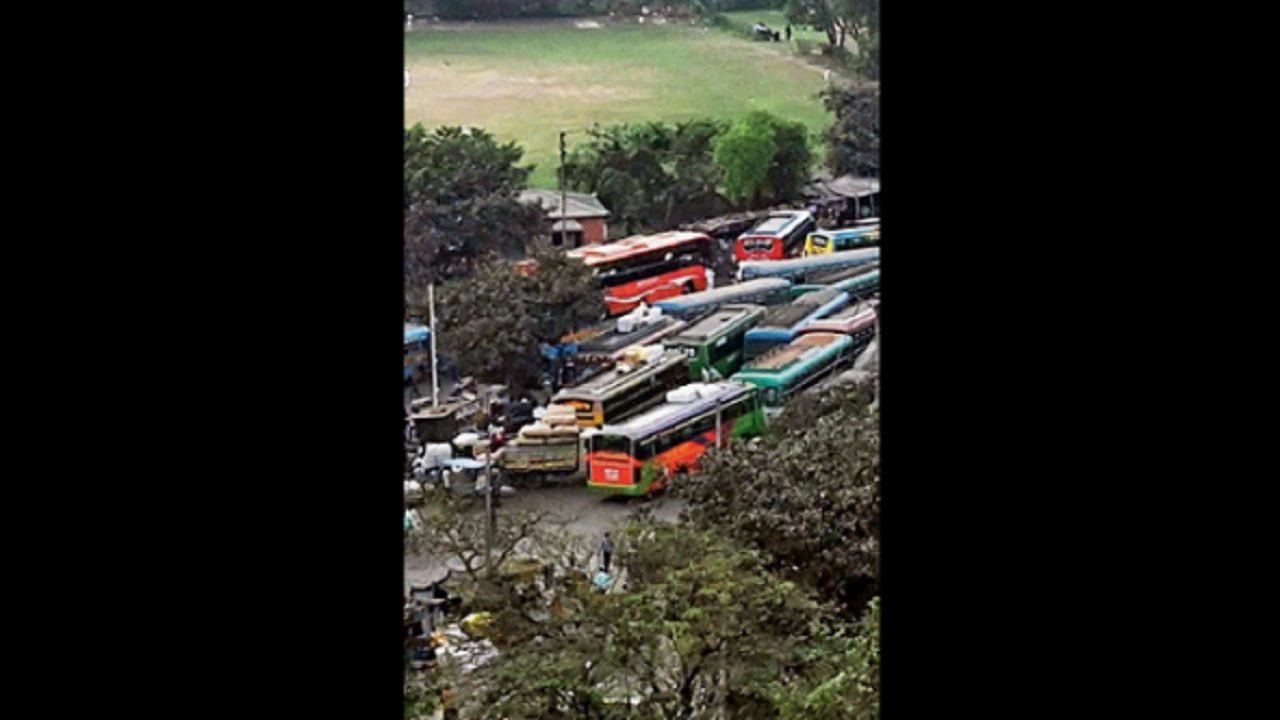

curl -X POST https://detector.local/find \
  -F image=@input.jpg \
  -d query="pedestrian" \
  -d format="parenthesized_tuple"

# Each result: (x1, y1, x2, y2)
(785, 24, 792, 42)
(600, 532, 614, 573)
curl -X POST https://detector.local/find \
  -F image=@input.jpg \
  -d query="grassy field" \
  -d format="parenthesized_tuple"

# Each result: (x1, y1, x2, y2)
(405, 19, 832, 189)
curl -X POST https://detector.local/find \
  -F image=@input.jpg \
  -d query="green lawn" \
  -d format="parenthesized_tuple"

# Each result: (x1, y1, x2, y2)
(405, 19, 832, 189)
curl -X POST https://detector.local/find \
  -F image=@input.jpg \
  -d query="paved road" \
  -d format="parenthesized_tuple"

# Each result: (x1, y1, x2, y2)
(404, 484, 684, 593)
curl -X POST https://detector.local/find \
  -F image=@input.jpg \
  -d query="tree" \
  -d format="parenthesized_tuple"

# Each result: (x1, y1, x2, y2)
(564, 120, 729, 236)
(430, 250, 605, 391)
(820, 82, 880, 177)
(678, 380, 880, 616)
(460, 520, 845, 719)
(785, 0, 879, 52)
(775, 597, 880, 720)
(712, 110, 814, 208)
(404, 124, 544, 294)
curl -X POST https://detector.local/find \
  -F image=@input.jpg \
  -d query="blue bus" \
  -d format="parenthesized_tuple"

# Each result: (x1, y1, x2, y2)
(736, 247, 880, 284)
(742, 288, 851, 362)
(405, 323, 431, 383)
(652, 278, 792, 319)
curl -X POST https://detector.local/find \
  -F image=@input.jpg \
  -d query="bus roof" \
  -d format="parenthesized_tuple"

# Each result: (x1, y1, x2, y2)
(665, 304, 766, 344)
(597, 381, 752, 439)
(653, 278, 791, 311)
(552, 350, 688, 402)
(741, 332, 852, 372)
(566, 231, 710, 266)
(738, 211, 813, 239)
(811, 226, 880, 239)
(738, 247, 879, 280)
(405, 323, 430, 342)
(807, 262, 880, 286)
(754, 289, 849, 331)
(578, 315, 688, 354)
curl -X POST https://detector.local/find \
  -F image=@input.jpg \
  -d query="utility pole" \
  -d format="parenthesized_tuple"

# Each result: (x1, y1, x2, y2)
(428, 282, 439, 407)
(559, 131, 568, 247)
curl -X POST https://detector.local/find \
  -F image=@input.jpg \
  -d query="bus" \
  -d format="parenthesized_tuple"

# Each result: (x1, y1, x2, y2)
(737, 247, 880, 283)
(551, 345, 691, 428)
(731, 332, 856, 414)
(405, 323, 431, 383)
(585, 381, 767, 496)
(743, 288, 851, 362)
(572, 309, 689, 368)
(803, 225, 881, 256)
(796, 302, 878, 350)
(734, 210, 817, 262)
(566, 231, 716, 316)
(652, 278, 792, 319)
(663, 304, 767, 381)
(788, 264, 880, 300)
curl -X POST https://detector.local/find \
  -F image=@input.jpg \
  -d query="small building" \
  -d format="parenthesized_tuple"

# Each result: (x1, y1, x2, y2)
(519, 189, 611, 249)
(804, 175, 880, 227)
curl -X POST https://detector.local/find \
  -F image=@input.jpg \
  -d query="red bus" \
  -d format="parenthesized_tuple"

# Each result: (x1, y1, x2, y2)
(567, 231, 717, 316)
(733, 210, 817, 263)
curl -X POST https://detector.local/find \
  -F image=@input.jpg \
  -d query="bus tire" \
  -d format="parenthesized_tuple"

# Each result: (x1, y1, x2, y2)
(682, 282, 695, 295)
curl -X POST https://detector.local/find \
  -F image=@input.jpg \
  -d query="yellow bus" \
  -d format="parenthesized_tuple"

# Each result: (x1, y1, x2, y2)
(803, 225, 881, 256)
(551, 346, 691, 428)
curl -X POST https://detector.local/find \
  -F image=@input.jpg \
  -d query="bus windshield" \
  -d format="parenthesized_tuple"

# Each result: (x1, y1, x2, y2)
(592, 434, 632, 455)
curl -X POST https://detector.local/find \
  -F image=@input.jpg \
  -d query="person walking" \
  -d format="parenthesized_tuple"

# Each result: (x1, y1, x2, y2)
(600, 532, 614, 574)
(785, 24, 792, 42)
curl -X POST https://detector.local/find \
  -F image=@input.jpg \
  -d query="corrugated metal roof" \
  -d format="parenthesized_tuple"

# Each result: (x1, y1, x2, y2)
(519, 189, 611, 219)
(807, 174, 880, 199)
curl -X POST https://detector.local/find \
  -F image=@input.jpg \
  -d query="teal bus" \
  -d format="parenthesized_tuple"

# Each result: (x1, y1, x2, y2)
(789, 264, 880, 300)
(663, 304, 767, 381)
(731, 332, 856, 414)
(585, 381, 768, 496)
(742, 288, 851, 362)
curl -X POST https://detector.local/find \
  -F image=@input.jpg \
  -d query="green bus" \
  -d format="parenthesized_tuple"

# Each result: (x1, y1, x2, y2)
(663, 303, 766, 381)
(585, 381, 768, 496)
(731, 332, 856, 414)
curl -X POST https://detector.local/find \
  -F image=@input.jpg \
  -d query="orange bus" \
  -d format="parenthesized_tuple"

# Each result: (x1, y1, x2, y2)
(567, 232, 716, 316)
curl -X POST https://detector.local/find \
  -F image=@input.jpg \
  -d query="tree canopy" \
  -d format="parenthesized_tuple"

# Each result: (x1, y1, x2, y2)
(404, 124, 544, 296)
(819, 83, 880, 178)
(679, 380, 880, 615)
(564, 120, 730, 236)
(430, 251, 605, 391)
(459, 520, 856, 720)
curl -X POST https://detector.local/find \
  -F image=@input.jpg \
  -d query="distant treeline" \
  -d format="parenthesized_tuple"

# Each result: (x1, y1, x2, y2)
(404, 1, 784, 20)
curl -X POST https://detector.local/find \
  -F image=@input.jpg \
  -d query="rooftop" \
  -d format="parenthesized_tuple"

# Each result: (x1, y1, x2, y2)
(519, 189, 611, 220)
(667, 304, 765, 343)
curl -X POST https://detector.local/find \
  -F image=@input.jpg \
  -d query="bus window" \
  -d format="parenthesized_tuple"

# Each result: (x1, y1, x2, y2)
(592, 434, 632, 456)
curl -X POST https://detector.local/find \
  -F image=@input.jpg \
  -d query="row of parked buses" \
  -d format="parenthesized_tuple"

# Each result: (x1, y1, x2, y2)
(515, 212, 878, 320)
(733, 209, 880, 262)
(517, 251, 880, 497)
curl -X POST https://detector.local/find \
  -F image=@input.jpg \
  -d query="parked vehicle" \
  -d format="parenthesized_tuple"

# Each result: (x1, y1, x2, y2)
(733, 210, 816, 262)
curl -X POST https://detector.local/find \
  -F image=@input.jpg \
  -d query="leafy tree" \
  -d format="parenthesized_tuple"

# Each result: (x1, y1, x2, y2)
(775, 597, 880, 720)
(679, 380, 880, 616)
(712, 110, 814, 208)
(404, 124, 544, 294)
(460, 520, 844, 719)
(820, 82, 880, 177)
(564, 120, 729, 236)
(430, 250, 605, 391)
(785, 0, 878, 51)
